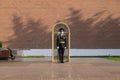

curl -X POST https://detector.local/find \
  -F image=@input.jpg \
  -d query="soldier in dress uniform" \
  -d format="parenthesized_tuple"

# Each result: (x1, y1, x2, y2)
(56, 28, 66, 63)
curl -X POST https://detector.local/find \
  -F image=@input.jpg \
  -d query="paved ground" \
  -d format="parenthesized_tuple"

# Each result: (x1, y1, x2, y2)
(0, 58, 120, 80)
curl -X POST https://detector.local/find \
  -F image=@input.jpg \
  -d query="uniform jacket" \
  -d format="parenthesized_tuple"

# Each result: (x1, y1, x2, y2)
(56, 34, 66, 48)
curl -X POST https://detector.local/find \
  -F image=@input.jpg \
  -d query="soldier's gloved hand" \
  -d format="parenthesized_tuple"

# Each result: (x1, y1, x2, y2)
(57, 47, 59, 49)
(65, 47, 67, 49)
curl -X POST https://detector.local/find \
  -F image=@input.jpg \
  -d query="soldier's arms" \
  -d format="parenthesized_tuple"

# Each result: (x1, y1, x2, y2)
(56, 35, 59, 48)
(65, 36, 67, 48)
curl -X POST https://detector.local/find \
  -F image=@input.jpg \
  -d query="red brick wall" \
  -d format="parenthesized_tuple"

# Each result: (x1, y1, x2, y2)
(0, 0, 120, 49)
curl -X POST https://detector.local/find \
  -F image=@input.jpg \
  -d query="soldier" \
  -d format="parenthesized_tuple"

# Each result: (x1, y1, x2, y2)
(56, 28, 66, 63)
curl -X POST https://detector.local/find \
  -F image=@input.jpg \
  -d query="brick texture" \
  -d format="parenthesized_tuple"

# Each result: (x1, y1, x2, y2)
(0, 0, 120, 49)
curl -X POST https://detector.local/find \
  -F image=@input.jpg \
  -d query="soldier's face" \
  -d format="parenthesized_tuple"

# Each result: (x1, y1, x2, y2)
(60, 30, 64, 35)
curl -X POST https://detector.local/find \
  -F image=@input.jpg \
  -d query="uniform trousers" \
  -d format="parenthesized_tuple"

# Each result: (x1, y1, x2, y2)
(58, 48, 65, 62)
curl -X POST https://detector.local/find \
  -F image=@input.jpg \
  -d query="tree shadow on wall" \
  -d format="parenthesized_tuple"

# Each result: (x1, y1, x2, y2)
(6, 14, 51, 49)
(65, 8, 120, 49)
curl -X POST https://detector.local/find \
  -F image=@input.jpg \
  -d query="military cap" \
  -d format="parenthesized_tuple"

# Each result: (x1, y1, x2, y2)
(59, 28, 65, 32)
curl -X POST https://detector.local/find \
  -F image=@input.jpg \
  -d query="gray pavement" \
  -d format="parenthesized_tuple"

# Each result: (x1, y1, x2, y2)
(0, 58, 120, 80)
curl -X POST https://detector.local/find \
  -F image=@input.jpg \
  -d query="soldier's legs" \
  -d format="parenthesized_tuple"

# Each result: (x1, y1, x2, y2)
(58, 49, 62, 62)
(61, 48, 65, 62)
(58, 48, 64, 63)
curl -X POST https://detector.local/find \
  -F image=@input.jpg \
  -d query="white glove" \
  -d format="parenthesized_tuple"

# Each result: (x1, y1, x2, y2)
(65, 47, 66, 49)
(57, 47, 59, 49)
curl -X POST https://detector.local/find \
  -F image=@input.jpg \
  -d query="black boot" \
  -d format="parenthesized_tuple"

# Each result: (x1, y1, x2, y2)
(61, 61, 64, 63)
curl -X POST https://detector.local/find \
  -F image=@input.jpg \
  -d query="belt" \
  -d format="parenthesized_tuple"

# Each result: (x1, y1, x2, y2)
(59, 42, 65, 43)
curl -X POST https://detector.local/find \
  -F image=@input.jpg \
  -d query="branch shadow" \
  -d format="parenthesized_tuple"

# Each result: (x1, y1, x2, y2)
(5, 8, 120, 49)
(65, 8, 120, 49)
(6, 14, 51, 49)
